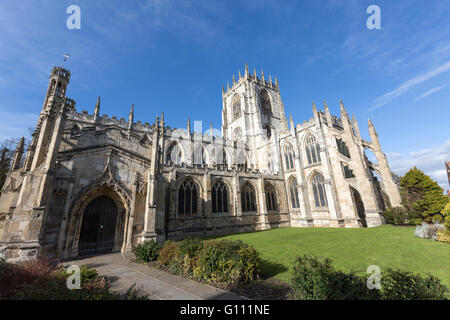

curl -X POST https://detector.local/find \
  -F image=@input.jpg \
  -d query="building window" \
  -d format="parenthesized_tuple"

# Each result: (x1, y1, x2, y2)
(265, 184, 277, 211)
(312, 173, 327, 207)
(241, 182, 257, 212)
(264, 124, 272, 139)
(236, 151, 248, 170)
(211, 179, 229, 214)
(70, 124, 81, 137)
(343, 164, 355, 178)
(178, 178, 198, 216)
(284, 143, 295, 170)
(305, 134, 321, 165)
(289, 177, 300, 208)
(260, 89, 272, 116)
(166, 142, 182, 165)
(232, 94, 241, 120)
(336, 138, 351, 158)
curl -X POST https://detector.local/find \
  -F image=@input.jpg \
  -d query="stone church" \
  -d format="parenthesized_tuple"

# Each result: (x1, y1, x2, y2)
(0, 65, 402, 261)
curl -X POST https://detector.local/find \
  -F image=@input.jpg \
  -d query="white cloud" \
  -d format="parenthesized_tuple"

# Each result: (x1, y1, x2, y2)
(387, 139, 450, 190)
(414, 85, 445, 101)
(371, 61, 450, 110)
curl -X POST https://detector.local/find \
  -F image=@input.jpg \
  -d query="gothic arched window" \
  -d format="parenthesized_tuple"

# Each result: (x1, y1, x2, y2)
(265, 184, 278, 212)
(211, 179, 229, 214)
(289, 177, 300, 208)
(312, 173, 327, 207)
(305, 134, 321, 165)
(166, 142, 182, 165)
(260, 89, 272, 116)
(241, 182, 257, 212)
(232, 94, 241, 120)
(283, 143, 295, 170)
(178, 178, 198, 216)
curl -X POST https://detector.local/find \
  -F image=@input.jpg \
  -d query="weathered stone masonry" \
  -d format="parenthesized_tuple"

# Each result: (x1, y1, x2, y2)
(0, 65, 402, 261)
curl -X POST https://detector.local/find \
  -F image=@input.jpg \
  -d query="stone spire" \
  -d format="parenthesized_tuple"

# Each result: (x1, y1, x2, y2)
(261, 69, 265, 82)
(160, 112, 165, 127)
(10, 137, 25, 171)
(187, 117, 191, 135)
(253, 68, 257, 79)
(340, 99, 349, 119)
(289, 113, 294, 130)
(238, 70, 242, 80)
(210, 121, 213, 137)
(352, 113, 361, 138)
(128, 104, 134, 136)
(312, 101, 317, 113)
(245, 64, 249, 78)
(233, 74, 236, 85)
(269, 74, 272, 86)
(94, 96, 100, 123)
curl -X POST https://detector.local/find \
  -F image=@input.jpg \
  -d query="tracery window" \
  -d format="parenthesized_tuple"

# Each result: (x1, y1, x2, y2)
(336, 138, 351, 158)
(265, 184, 277, 211)
(305, 134, 321, 165)
(232, 94, 241, 120)
(211, 179, 229, 214)
(241, 182, 257, 212)
(70, 124, 81, 137)
(312, 173, 327, 207)
(284, 143, 295, 170)
(166, 142, 182, 165)
(178, 178, 198, 216)
(289, 177, 300, 208)
(260, 89, 272, 116)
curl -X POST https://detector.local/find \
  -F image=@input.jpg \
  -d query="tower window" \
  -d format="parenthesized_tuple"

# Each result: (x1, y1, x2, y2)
(343, 164, 355, 178)
(260, 89, 272, 116)
(232, 94, 241, 120)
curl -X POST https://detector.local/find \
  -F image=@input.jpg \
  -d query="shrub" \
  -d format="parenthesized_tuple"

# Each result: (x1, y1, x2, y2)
(442, 202, 450, 231)
(193, 240, 260, 288)
(291, 254, 378, 300)
(290, 254, 449, 300)
(436, 229, 450, 244)
(157, 240, 182, 274)
(381, 269, 448, 300)
(134, 240, 162, 262)
(157, 238, 261, 288)
(414, 222, 444, 240)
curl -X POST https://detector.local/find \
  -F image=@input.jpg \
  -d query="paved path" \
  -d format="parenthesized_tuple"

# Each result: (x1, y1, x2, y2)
(64, 253, 248, 300)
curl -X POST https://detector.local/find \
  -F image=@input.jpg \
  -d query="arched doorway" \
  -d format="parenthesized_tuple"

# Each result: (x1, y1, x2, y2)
(350, 187, 367, 228)
(78, 195, 119, 255)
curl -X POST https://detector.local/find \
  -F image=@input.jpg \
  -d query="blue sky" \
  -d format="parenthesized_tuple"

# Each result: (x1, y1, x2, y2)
(0, 0, 449, 189)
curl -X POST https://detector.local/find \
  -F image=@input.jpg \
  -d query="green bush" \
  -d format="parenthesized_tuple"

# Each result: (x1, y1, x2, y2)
(134, 240, 162, 262)
(156, 238, 261, 288)
(290, 254, 449, 300)
(193, 240, 260, 287)
(383, 207, 420, 225)
(157, 240, 182, 274)
(381, 269, 448, 300)
(291, 254, 378, 300)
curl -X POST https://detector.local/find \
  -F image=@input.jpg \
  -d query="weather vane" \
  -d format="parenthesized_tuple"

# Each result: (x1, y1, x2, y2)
(62, 53, 70, 68)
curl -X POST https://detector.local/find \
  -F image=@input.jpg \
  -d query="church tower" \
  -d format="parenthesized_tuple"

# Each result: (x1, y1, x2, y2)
(221, 65, 288, 172)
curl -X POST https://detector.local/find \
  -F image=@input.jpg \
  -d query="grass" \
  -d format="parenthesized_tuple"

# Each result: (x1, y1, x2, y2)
(208, 225, 450, 287)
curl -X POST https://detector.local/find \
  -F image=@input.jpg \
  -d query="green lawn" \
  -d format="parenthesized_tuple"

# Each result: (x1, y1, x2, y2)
(209, 225, 450, 287)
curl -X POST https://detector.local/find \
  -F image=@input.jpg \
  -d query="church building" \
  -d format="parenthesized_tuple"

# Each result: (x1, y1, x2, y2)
(0, 65, 402, 261)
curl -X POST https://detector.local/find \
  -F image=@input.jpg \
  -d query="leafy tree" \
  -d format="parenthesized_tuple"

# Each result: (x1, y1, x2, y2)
(400, 167, 449, 223)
